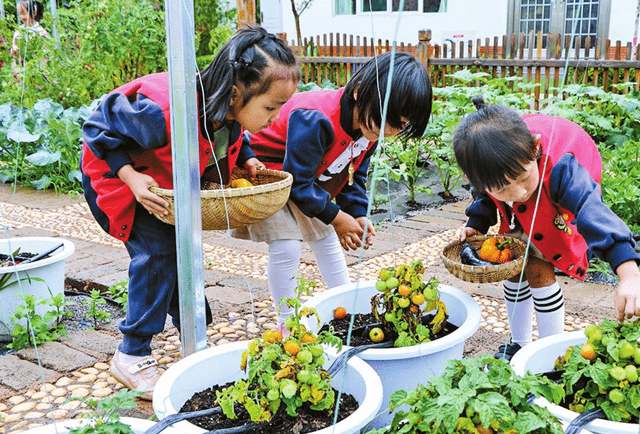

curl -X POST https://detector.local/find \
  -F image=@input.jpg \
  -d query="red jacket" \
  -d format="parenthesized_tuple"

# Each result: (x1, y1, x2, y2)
(493, 114, 602, 279)
(81, 73, 243, 242)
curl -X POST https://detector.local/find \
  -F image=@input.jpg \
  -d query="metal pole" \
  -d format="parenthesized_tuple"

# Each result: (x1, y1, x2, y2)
(48, 0, 58, 42)
(0, 1, 5, 19)
(164, 1, 208, 356)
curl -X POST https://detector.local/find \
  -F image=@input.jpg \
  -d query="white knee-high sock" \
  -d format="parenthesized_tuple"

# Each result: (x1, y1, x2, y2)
(532, 282, 564, 338)
(503, 280, 533, 346)
(267, 239, 302, 324)
(308, 233, 350, 289)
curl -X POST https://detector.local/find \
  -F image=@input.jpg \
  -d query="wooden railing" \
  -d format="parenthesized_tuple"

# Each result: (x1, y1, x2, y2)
(283, 30, 640, 109)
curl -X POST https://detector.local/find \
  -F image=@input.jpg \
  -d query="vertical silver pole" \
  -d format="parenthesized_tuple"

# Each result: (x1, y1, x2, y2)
(0, 2, 5, 19)
(164, 1, 207, 356)
(48, 0, 58, 42)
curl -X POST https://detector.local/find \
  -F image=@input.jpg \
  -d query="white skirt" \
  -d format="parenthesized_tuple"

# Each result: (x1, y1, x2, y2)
(232, 200, 335, 243)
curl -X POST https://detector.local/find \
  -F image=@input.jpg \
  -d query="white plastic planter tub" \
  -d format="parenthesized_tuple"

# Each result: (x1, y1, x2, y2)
(153, 340, 384, 434)
(510, 331, 638, 434)
(301, 281, 481, 429)
(0, 237, 75, 329)
(21, 417, 177, 434)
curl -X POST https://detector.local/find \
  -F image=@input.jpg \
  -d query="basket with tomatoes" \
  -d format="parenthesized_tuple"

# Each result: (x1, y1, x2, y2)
(150, 167, 292, 230)
(440, 234, 528, 283)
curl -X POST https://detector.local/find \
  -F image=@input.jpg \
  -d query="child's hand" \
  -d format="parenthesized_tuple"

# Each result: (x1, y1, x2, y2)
(356, 216, 375, 249)
(117, 165, 169, 216)
(614, 260, 640, 320)
(331, 211, 365, 251)
(243, 157, 266, 182)
(460, 226, 481, 241)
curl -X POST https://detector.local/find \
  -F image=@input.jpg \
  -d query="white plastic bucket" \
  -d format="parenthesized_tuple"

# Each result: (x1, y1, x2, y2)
(0, 237, 75, 329)
(510, 331, 639, 434)
(153, 340, 384, 434)
(301, 281, 481, 428)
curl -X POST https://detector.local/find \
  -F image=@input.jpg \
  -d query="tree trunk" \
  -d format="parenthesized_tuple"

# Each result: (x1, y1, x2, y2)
(290, 0, 303, 55)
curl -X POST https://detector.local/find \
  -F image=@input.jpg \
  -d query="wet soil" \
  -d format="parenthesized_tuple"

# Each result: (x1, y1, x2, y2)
(180, 381, 359, 433)
(319, 312, 458, 347)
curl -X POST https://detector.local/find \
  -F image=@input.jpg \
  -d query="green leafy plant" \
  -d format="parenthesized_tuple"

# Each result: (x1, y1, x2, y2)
(106, 279, 129, 313)
(372, 260, 447, 347)
(68, 389, 144, 434)
(8, 292, 69, 350)
(371, 136, 432, 202)
(216, 277, 342, 424)
(83, 289, 111, 328)
(367, 355, 565, 434)
(552, 318, 640, 423)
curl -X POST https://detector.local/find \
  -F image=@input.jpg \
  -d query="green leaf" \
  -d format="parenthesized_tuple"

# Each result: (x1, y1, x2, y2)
(7, 121, 41, 143)
(26, 150, 62, 166)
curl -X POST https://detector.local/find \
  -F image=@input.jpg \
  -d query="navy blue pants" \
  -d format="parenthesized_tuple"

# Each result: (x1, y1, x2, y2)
(119, 202, 212, 356)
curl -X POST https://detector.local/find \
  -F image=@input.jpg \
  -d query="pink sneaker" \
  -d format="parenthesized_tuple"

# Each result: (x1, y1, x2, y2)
(278, 323, 291, 338)
(109, 349, 162, 401)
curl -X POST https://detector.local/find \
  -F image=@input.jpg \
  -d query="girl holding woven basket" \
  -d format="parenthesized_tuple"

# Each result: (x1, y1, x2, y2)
(234, 52, 433, 332)
(80, 26, 300, 399)
(454, 96, 640, 361)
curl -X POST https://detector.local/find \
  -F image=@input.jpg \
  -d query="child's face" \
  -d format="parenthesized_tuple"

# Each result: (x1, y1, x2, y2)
(18, 4, 33, 25)
(485, 159, 540, 203)
(229, 79, 297, 134)
(359, 119, 409, 142)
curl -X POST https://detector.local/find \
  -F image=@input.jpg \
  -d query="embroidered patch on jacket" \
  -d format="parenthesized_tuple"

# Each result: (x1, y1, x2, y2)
(553, 212, 572, 235)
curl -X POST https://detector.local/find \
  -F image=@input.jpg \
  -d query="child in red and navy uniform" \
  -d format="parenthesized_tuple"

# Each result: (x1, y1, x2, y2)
(81, 26, 300, 399)
(454, 96, 640, 361)
(234, 52, 433, 328)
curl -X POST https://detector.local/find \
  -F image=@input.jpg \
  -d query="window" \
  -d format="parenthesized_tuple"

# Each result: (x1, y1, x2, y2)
(392, 0, 418, 11)
(335, 0, 356, 15)
(363, 0, 387, 12)
(336, 0, 445, 14)
(508, 0, 610, 51)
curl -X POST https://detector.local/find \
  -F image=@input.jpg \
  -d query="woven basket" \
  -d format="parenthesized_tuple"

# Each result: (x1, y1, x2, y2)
(440, 234, 528, 283)
(150, 168, 292, 230)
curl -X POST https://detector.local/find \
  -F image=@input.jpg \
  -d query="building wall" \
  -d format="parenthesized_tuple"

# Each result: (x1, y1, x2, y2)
(271, 0, 638, 46)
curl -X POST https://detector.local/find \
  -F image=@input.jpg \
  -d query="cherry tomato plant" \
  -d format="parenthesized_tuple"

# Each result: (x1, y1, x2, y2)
(552, 318, 640, 423)
(366, 356, 565, 434)
(371, 260, 448, 347)
(217, 277, 343, 424)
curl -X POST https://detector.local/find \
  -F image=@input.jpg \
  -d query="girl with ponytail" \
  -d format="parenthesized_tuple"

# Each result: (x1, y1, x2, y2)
(81, 26, 300, 400)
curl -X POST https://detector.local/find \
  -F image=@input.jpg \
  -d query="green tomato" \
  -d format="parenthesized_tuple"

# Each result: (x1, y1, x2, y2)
(397, 297, 410, 308)
(423, 287, 438, 300)
(309, 344, 324, 358)
(619, 342, 635, 359)
(284, 316, 296, 331)
(386, 276, 399, 289)
(267, 389, 280, 401)
(309, 370, 321, 383)
(297, 369, 311, 383)
(369, 327, 384, 343)
(625, 365, 638, 383)
(610, 366, 627, 382)
(280, 379, 297, 399)
(384, 312, 395, 322)
(608, 388, 625, 404)
(379, 268, 392, 281)
(584, 324, 597, 339)
(590, 329, 603, 343)
(313, 355, 325, 366)
(634, 348, 640, 365)
(375, 280, 388, 292)
(296, 350, 313, 365)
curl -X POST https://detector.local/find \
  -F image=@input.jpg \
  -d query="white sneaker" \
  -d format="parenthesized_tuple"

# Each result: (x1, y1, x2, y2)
(109, 349, 162, 401)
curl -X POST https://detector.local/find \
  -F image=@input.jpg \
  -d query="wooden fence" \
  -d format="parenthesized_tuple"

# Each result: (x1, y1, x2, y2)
(284, 30, 640, 109)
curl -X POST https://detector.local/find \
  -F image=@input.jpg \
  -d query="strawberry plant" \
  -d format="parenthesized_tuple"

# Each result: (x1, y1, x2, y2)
(372, 260, 447, 347)
(366, 355, 565, 434)
(216, 277, 343, 424)
(552, 318, 640, 423)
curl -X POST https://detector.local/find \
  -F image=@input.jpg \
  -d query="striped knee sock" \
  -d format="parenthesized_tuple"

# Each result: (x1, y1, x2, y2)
(503, 280, 533, 347)
(532, 282, 565, 338)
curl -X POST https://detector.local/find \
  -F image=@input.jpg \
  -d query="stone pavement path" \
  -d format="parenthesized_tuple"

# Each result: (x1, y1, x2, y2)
(0, 183, 618, 432)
